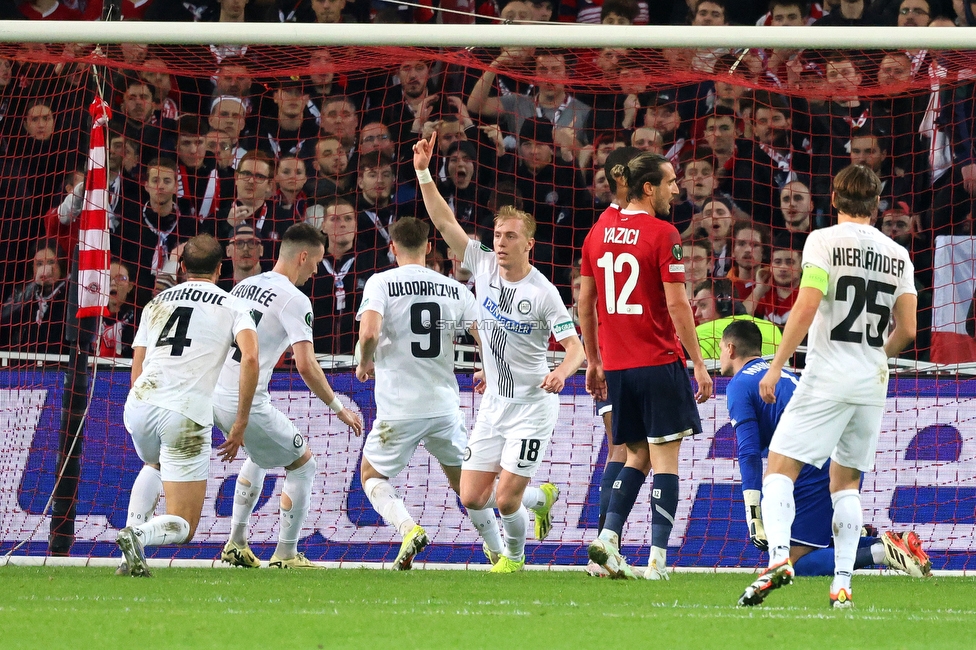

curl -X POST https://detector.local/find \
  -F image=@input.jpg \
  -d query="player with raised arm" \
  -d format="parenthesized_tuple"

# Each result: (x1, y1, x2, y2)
(116, 234, 259, 577)
(738, 164, 918, 609)
(579, 151, 713, 580)
(414, 133, 585, 573)
(216, 223, 363, 570)
(355, 216, 501, 570)
(720, 320, 931, 579)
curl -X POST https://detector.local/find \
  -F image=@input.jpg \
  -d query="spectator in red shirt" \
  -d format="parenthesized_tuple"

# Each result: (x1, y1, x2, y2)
(18, 0, 82, 20)
(579, 151, 711, 580)
(746, 238, 801, 326)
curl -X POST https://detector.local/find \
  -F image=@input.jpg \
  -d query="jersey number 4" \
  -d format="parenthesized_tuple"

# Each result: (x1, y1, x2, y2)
(596, 252, 643, 315)
(829, 276, 895, 346)
(155, 307, 194, 356)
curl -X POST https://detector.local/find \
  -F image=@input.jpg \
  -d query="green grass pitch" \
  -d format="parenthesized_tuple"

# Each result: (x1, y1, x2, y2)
(1, 567, 973, 649)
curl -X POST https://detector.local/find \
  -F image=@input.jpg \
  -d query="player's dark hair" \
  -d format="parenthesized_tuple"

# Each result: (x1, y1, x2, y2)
(625, 152, 669, 203)
(182, 234, 224, 276)
(604, 146, 640, 195)
(390, 217, 430, 251)
(282, 222, 326, 250)
(722, 319, 764, 358)
(833, 164, 881, 219)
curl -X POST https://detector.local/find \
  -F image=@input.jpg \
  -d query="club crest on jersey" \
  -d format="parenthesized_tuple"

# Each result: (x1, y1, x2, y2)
(293, 434, 304, 448)
(672, 244, 683, 261)
(305, 312, 313, 328)
(463, 447, 472, 461)
(603, 227, 640, 245)
(517, 299, 531, 315)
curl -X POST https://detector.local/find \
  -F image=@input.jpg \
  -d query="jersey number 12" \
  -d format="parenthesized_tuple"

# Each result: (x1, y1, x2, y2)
(596, 252, 643, 315)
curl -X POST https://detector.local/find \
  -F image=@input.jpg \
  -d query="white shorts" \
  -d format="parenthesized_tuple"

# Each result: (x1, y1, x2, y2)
(213, 399, 308, 470)
(769, 390, 884, 473)
(123, 397, 211, 482)
(362, 411, 467, 478)
(463, 393, 559, 478)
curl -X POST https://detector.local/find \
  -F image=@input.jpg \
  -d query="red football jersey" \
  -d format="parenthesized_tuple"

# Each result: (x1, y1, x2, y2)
(581, 206, 686, 371)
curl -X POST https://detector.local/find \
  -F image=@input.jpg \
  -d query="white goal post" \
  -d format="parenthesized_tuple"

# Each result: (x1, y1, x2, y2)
(0, 21, 973, 49)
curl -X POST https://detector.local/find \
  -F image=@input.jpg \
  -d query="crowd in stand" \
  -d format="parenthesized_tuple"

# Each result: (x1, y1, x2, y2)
(1, 0, 974, 362)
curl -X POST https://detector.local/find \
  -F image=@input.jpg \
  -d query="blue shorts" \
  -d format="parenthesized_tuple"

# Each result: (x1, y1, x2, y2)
(791, 461, 833, 548)
(605, 361, 702, 445)
(595, 399, 612, 416)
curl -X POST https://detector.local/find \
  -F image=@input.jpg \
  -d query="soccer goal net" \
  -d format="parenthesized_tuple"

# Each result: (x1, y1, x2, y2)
(0, 22, 973, 570)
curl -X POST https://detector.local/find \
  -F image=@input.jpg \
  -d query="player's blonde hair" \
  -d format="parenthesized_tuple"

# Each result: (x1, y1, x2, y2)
(494, 205, 536, 240)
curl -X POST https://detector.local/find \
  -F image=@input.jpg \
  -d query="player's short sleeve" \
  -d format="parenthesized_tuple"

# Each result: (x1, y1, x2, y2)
(657, 223, 686, 283)
(230, 305, 257, 338)
(894, 248, 918, 299)
(279, 293, 314, 345)
(580, 230, 595, 278)
(540, 284, 576, 342)
(356, 274, 387, 321)
(458, 285, 479, 334)
(460, 239, 492, 276)
(800, 229, 830, 273)
(132, 313, 150, 348)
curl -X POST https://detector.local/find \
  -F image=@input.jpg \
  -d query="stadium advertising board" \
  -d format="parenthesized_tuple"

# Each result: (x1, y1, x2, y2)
(1, 371, 973, 569)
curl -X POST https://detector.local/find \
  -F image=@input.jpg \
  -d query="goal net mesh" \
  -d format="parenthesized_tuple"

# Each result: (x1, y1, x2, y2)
(0, 37, 974, 570)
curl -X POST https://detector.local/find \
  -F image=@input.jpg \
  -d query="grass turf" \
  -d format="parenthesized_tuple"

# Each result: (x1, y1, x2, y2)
(1, 567, 973, 649)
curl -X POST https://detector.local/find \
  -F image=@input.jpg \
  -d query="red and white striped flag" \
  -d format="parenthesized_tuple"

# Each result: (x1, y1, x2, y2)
(76, 99, 112, 319)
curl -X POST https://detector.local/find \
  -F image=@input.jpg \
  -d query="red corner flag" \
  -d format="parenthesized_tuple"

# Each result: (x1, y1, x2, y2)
(76, 99, 112, 319)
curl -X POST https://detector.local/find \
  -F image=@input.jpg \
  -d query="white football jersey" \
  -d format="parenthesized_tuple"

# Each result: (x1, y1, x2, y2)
(130, 281, 256, 426)
(800, 221, 916, 405)
(358, 264, 478, 420)
(461, 240, 577, 403)
(214, 271, 315, 404)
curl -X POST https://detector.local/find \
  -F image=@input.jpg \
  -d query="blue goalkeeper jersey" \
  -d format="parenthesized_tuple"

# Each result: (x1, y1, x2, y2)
(726, 358, 830, 497)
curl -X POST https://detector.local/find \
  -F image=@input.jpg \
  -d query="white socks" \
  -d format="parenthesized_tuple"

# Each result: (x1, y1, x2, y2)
(482, 486, 544, 511)
(831, 489, 862, 590)
(761, 473, 796, 566)
(134, 514, 190, 547)
(231, 458, 267, 546)
(468, 507, 503, 555)
(126, 465, 162, 527)
(364, 477, 416, 539)
(275, 456, 316, 560)
(499, 506, 529, 561)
